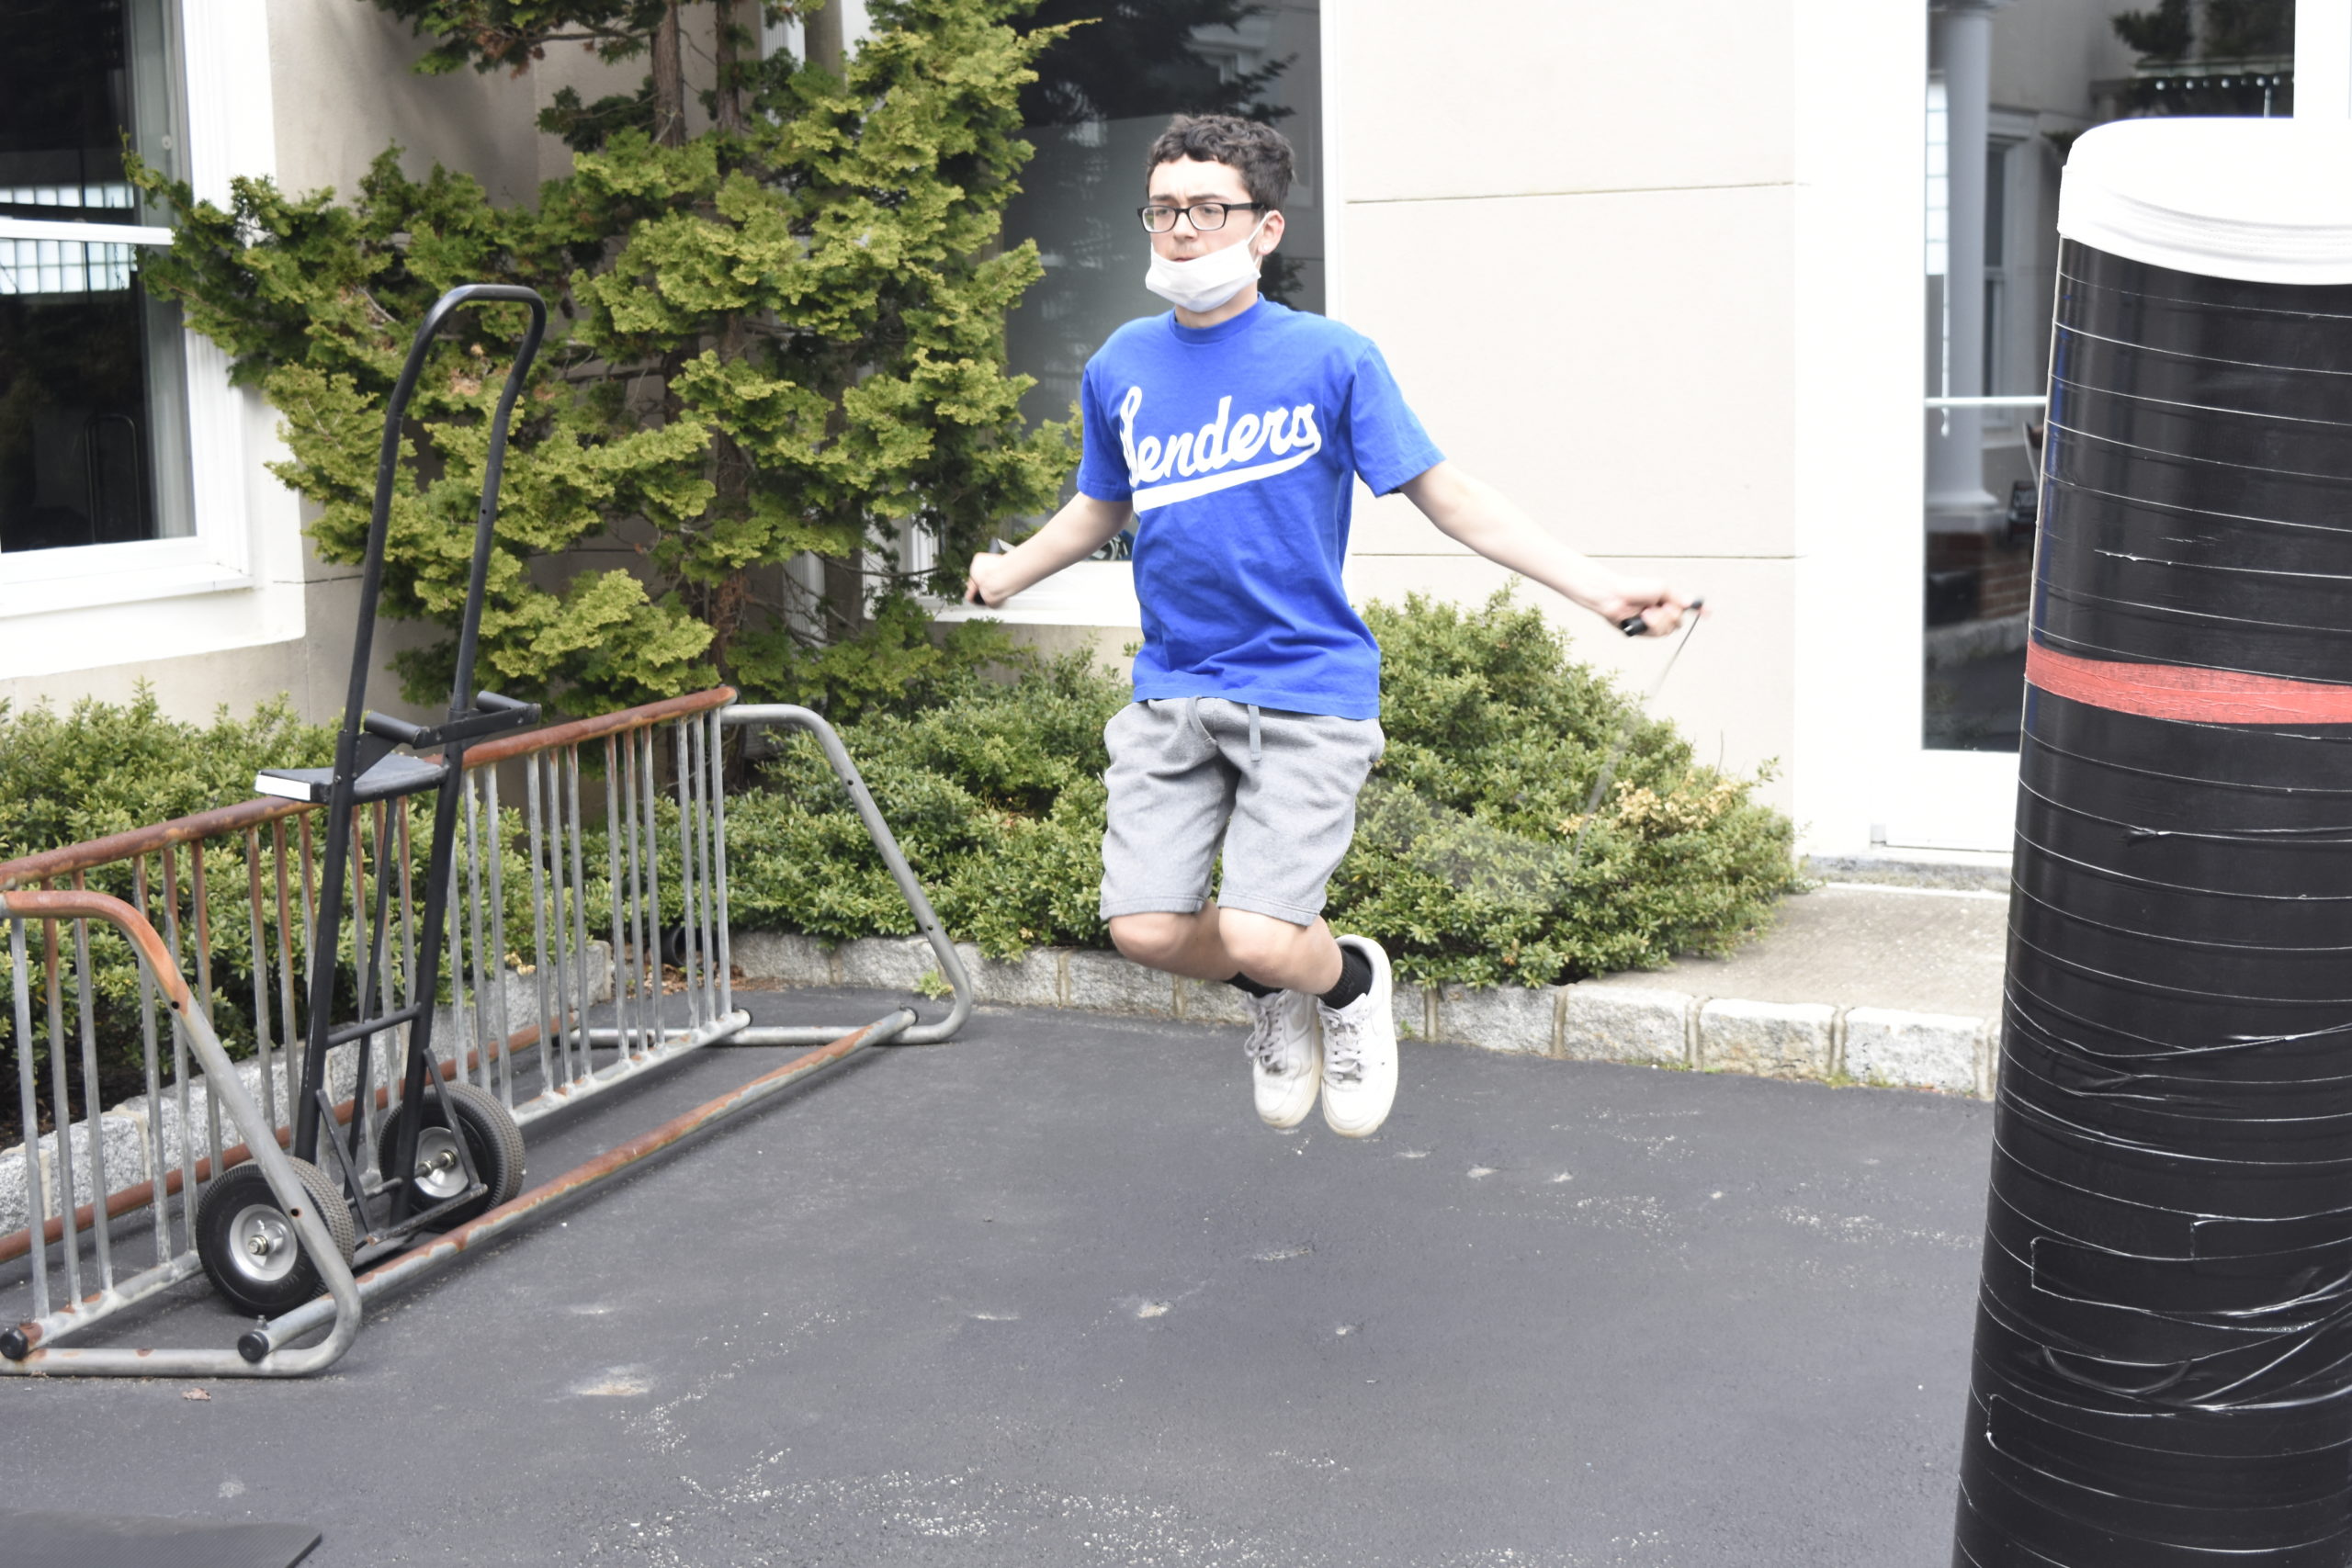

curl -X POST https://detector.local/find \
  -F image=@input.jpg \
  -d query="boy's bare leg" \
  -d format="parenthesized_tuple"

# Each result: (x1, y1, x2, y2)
(1108, 906, 1345, 994)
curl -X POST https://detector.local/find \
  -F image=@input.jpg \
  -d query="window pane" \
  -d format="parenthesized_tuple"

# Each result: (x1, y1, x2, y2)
(0, 0, 190, 555)
(1005, 0, 1324, 449)
(0, 252, 187, 552)
(1920, 0, 2293, 753)
(0, 0, 179, 226)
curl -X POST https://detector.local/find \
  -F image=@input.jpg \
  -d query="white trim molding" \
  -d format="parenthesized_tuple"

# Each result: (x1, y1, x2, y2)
(1317, 0, 1347, 323)
(0, 0, 304, 683)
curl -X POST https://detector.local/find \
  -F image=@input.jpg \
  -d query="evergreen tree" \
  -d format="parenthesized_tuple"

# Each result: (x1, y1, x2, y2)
(130, 0, 1077, 718)
(2112, 0, 2193, 61)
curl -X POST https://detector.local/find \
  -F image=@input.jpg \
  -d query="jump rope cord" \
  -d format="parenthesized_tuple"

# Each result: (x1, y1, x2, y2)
(1565, 604, 1706, 886)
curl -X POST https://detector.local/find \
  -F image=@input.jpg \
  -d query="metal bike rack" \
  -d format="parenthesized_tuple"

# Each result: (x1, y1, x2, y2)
(718, 705, 973, 1048)
(1, 889, 362, 1377)
(0, 288, 975, 1377)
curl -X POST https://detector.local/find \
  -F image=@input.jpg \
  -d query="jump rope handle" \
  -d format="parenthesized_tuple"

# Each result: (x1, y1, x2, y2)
(1620, 596, 1706, 637)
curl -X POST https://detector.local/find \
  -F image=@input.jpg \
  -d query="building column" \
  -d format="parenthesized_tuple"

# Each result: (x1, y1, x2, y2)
(1926, 0, 2008, 529)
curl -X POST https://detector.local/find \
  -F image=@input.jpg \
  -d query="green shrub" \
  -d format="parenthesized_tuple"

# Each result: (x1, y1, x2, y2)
(1342, 591, 1798, 984)
(727, 649, 1122, 954)
(0, 691, 336, 1137)
(0, 688, 333, 861)
(131, 0, 1078, 719)
(736, 588, 1799, 986)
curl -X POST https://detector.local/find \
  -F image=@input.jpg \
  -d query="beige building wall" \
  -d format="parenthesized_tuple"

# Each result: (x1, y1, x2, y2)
(266, 0, 542, 205)
(1335, 0, 1802, 815)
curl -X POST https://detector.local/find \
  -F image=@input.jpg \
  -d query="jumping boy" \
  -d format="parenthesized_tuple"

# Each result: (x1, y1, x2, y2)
(966, 115, 1695, 1139)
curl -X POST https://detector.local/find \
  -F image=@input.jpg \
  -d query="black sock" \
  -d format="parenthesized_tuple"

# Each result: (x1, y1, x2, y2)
(1227, 973, 1278, 998)
(1319, 945, 1374, 1010)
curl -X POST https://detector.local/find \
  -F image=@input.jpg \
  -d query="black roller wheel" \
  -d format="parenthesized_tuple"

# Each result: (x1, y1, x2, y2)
(195, 1157, 357, 1318)
(377, 1079, 526, 1226)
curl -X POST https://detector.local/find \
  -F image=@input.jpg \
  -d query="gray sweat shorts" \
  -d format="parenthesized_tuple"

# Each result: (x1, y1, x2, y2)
(1099, 696, 1385, 928)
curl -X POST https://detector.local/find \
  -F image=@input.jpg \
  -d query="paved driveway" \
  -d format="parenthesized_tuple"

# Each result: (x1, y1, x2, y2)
(1, 987, 1992, 1566)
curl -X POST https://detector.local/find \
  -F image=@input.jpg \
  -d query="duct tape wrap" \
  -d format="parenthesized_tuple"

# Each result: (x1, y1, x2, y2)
(1956, 121, 2352, 1568)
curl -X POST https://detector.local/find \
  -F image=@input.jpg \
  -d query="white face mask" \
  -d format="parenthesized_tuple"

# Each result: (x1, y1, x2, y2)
(1145, 213, 1272, 314)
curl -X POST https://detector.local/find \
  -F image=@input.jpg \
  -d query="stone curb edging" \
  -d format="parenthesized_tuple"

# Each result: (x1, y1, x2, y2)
(730, 932, 2001, 1102)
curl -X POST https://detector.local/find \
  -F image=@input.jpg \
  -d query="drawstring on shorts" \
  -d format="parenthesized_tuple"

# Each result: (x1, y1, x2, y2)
(1178, 695, 1263, 761)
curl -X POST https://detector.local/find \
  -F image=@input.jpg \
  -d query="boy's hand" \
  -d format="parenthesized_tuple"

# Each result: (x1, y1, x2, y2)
(965, 551, 1016, 609)
(961, 495, 1132, 608)
(1600, 581, 1702, 637)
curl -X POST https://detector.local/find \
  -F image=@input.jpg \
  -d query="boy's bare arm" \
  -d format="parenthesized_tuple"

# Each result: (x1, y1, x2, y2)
(1398, 461, 1698, 635)
(965, 493, 1135, 607)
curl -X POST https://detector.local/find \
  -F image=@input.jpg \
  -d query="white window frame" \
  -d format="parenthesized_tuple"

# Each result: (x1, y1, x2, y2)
(1981, 112, 2037, 424)
(0, 1, 280, 625)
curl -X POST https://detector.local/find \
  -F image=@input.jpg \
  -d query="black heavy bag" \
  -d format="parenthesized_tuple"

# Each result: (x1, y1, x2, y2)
(1955, 118, 2352, 1567)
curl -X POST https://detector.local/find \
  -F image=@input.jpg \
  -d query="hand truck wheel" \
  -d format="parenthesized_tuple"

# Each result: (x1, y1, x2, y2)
(195, 1157, 358, 1318)
(376, 1079, 526, 1225)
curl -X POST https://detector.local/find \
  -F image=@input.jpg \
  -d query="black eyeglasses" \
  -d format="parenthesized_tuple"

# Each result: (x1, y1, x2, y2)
(1137, 201, 1270, 234)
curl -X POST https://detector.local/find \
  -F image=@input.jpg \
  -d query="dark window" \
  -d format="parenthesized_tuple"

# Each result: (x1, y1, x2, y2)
(1004, 2, 1324, 437)
(0, 0, 191, 555)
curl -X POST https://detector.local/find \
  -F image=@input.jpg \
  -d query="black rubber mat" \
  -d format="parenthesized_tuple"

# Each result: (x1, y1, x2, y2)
(0, 1510, 318, 1568)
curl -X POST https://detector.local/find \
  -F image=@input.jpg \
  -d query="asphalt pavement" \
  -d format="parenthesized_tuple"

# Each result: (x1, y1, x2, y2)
(0, 986, 1995, 1567)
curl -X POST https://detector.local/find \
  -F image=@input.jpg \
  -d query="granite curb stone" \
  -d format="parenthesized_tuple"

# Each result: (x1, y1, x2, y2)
(1430, 983, 1556, 1056)
(725, 933, 2000, 1101)
(1841, 1007, 1983, 1097)
(0, 1145, 27, 1235)
(1066, 950, 1174, 1016)
(836, 936, 937, 993)
(1562, 986, 1694, 1066)
(1172, 977, 1253, 1027)
(965, 947, 1063, 1010)
(731, 930, 837, 987)
(1699, 998, 1838, 1080)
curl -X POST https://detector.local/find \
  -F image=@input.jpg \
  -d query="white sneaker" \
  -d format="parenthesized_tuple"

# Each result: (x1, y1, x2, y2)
(1319, 935, 1397, 1138)
(1243, 987, 1320, 1129)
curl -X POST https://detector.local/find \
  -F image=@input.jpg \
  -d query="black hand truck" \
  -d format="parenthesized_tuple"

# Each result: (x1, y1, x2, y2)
(193, 285, 548, 1315)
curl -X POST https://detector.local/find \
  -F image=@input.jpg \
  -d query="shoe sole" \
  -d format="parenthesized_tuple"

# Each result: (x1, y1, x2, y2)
(1324, 1098, 1392, 1138)
(1260, 1088, 1317, 1130)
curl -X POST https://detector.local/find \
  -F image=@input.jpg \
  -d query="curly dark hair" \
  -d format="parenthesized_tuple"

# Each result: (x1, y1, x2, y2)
(1144, 114, 1294, 210)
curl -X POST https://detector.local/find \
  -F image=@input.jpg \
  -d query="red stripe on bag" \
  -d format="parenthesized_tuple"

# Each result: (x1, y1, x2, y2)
(2026, 641, 2352, 724)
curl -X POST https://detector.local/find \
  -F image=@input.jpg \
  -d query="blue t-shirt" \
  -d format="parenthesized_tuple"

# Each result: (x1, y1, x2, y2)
(1074, 299, 1443, 720)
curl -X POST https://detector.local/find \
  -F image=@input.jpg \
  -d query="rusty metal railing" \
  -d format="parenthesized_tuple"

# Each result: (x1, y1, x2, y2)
(0, 688, 971, 1375)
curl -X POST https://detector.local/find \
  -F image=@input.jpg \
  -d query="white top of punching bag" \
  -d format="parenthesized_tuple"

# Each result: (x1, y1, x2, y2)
(2059, 118, 2352, 285)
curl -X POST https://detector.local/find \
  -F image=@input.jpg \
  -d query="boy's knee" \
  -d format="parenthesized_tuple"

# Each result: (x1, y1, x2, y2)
(1218, 910, 1305, 976)
(1110, 912, 1190, 968)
